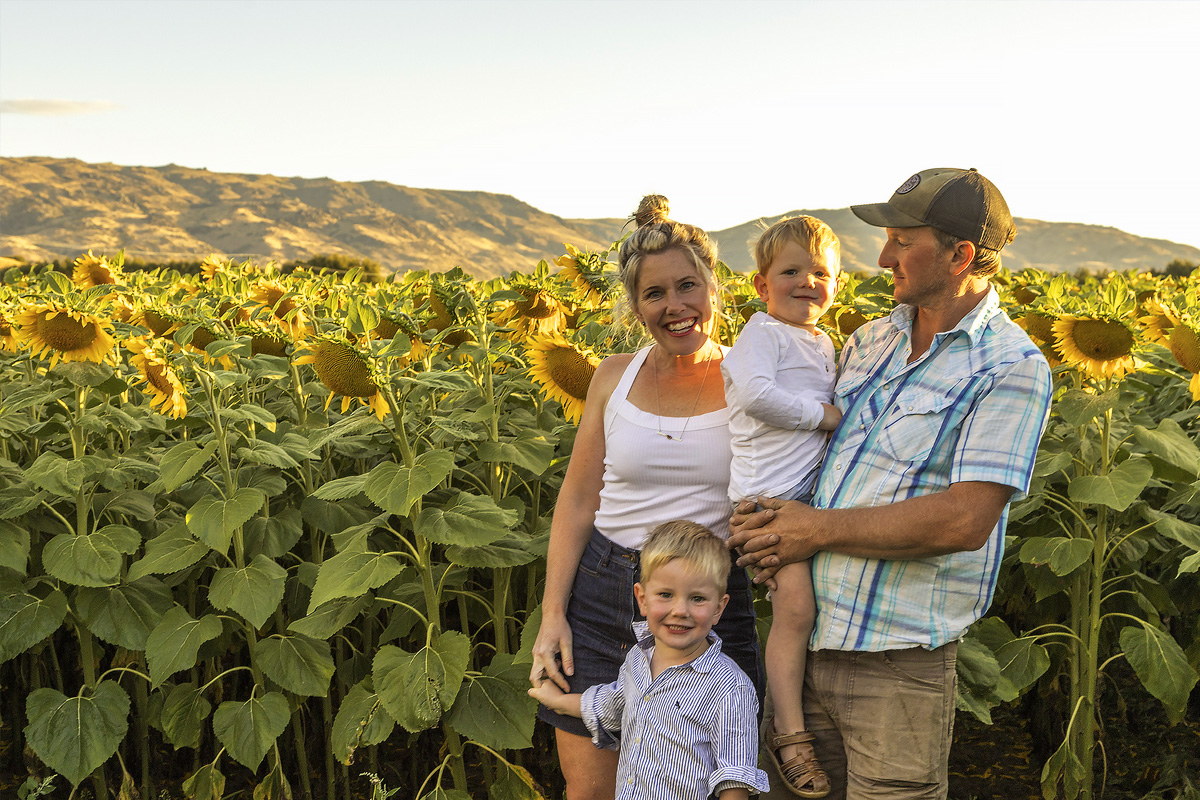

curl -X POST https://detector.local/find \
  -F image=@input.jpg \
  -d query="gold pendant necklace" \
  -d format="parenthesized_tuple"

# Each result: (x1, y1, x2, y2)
(653, 345, 714, 442)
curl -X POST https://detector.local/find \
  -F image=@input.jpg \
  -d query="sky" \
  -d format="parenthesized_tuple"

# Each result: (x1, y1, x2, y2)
(2, 0, 1198, 249)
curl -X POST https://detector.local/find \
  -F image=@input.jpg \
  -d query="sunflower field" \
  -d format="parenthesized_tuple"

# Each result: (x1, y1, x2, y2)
(0, 244, 1198, 800)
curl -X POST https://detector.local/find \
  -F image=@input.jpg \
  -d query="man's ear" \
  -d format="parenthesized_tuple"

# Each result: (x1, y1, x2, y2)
(634, 582, 649, 617)
(951, 240, 977, 276)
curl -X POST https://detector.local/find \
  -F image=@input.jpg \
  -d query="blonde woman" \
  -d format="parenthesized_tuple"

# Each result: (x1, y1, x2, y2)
(529, 196, 763, 800)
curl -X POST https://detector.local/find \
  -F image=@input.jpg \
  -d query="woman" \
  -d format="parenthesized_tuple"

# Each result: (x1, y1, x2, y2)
(529, 195, 763, 799)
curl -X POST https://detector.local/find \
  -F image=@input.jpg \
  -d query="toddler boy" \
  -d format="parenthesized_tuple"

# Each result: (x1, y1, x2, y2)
(529, 520, 770, 800)
(720, 216, 844, 798)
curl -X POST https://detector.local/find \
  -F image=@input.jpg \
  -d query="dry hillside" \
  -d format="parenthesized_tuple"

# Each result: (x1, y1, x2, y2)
(3, 157, 1197, 278)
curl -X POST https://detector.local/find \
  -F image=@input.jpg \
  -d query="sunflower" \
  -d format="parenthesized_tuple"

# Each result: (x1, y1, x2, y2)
(1016, 311, 1057, 345)
(131, 307, 179, 339)
(126, 338, 188, 419)
(245, 326, 291, 358)
(1167, 323, 1200, 401)
(250, 279, 309, 338)
(373, 314, 430, 362)
(1052, 314, 1138, 381)
(200, 254, 231, 281)
(0, 310, 17, 352)
(72, 250, 121, 288)
(295, 339, 388, 420)
(493, 285, 568, 339)
(555, 244, 619, 307)
(14, 303, 116, 368)
(1136, 296, 1179, 347)
(526, 333, 601, 423)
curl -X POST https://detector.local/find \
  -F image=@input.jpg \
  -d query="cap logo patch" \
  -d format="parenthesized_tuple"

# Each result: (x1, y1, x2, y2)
(895, 174, 921, 194)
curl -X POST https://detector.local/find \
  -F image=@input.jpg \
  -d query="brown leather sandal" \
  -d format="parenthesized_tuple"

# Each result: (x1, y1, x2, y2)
(765, 726, 830, 799)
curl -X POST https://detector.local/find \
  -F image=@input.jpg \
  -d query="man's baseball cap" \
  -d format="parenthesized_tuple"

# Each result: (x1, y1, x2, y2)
(851, 168, 1016, 252)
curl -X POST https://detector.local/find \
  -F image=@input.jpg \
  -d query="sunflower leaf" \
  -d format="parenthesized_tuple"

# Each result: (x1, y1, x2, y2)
(331, 679, 395, 765)
(254, 634, 335, 696)
(0, 589, 68, 662)
(208, 554, 286, 629)
(416, 492, 519, 547)
(447, 653, 536, 750)
(1054, 388, 1121, 426)
(0, 520, 30, 574)
(212, 692, 290, 772)
(24, 682, 130, 786)
(308, 536, 402, 613)
(160, 440, 218, 492)
(1067, 458, 1153, 511)
(161, 682, 212, 749)
(1019, 537, 1094, 576)
(185, 488, 266, 554)
(374, 631, 469, 732)
(1120, 623, 1199, 724)
(127, 523, 210, 581)
(363, 450, 455, 517)
(145, 605, 223, 687)
(75, 577, 173, 650)
(1133, 419, 1200, 477)
(42, 526, 139, 587)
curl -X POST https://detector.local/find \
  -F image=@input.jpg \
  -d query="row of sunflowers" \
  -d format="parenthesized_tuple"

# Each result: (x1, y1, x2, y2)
(0, 244, 1197, 800)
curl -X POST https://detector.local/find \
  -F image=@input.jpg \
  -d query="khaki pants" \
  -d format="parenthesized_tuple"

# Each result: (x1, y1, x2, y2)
(761, 643, 958, 800)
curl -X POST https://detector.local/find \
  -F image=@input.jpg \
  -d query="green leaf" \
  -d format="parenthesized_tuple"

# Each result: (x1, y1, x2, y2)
(25, 452, 107, 497)
(1019, 537, 1094, 576)
(160, 441, 218, 492)
(288, 595, 370, 639)
(477, 432, 555, 475)
(182, 764, 226, 800)
(1055, 387, 1120, 426)
(446, 536, 538, 568)
(42, 525, 140, 587)
(0, 520, 30, 574)
(416, 492, 519, 547)
(1141, 507, 1200, 552)
(1031, 449, 1072, 478)
(374, 630, 470, 732)
(76, 578, 173, 650)
(209, 555, 286, 629)
(1067, 457, 1153, 511)
(186, 488, 265, 554)
(0, 589, 68, 662)
(311, 473, 368, 501)
(24, 682, 130, 786)
(448, 654, 536, 750)
(516, 605, 541, 665)
(331, 680, 395, 765)
(954, 636, 1001, 692)
(235, 440, 301, 470)
(363, 450, 455, 516)
(994, 637, 1051, 694)
(1040, 722, 1088, 800)
(420, 790, 472, 800)
(489, 763, 543, 800)
(1120, 623, 1199, 724)
(308, 536, 402, 613)
(1133, 419, 1200, 477)
(244, 509, 303, 559)
(161, 682, 212, 749)
(146, 605, 223, 687)
(127, 524, 210, 581)
(254, 634, 335, 697)
(51, 361, 115, 387)
(0, 487, 47, 520)
(212, 692, 290, 772)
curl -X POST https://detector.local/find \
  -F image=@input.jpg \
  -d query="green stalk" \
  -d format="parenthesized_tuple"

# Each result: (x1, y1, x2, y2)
(441, 721, 470, 791)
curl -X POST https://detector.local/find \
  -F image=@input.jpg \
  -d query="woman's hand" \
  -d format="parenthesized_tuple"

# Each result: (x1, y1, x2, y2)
(529, 611, 574, 693)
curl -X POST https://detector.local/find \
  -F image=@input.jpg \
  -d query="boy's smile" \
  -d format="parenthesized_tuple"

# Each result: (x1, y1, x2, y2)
(635, 558, 729, 669)
(753, 240, 840, 333)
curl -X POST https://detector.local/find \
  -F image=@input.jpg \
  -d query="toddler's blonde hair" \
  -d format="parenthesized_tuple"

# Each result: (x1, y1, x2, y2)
(753, 215, 841, 276)
(639, 520, 729, 594)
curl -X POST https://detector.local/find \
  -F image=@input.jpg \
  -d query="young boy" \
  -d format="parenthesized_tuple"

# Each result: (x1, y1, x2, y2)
(529, 520, 770, 800)
(720, 216, 844, 798)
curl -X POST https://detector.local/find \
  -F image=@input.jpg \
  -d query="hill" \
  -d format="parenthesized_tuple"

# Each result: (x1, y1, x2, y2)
(3, 157, 1197, 277)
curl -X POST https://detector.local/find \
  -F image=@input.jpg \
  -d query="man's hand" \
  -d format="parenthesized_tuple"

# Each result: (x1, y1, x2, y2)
(728, 496, 822, 585)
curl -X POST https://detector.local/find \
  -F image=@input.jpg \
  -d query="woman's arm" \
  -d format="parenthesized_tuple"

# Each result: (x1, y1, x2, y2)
(528, 354, 629, 691)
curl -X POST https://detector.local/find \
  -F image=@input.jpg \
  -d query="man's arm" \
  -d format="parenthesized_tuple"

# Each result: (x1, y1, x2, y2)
(728, 481, 1014, 582)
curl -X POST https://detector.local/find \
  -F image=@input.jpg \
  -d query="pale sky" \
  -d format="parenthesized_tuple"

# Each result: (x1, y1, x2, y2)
(2, 0, 1198, 249)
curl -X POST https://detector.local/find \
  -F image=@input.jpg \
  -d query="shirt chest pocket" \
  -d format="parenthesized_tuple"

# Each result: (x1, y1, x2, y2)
(878, 390, 958, 462)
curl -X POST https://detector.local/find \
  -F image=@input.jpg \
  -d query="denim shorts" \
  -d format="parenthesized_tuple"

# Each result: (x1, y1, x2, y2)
(537, 528, 764, 737)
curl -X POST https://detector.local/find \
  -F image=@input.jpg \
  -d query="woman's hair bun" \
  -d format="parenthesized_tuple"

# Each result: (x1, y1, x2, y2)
(632, 195, 670, 228)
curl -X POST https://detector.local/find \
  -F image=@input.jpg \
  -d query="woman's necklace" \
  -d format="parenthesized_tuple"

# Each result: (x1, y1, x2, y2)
(652, 345, 715, 442)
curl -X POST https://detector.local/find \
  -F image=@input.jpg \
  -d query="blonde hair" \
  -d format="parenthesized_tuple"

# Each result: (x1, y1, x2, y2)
(618, 195, 721, 306)
(639, 520, 729, 594)
(753, 215, 841, 276)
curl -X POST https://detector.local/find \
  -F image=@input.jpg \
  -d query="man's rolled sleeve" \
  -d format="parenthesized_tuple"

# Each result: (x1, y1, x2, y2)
(580, 681, 623, 751)
(952, 355, 1053, 501)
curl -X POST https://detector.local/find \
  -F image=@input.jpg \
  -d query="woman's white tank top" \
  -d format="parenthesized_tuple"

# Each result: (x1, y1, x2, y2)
(593, 346, 733, 548)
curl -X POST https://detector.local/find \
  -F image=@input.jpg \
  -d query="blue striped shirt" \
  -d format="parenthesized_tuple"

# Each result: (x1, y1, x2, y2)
(811, 289, 1052, 652)
(581, 622, 770, 800)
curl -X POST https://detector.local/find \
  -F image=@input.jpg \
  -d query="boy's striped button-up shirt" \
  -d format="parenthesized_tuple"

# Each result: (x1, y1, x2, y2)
(811, 289, 1052, 652)
(581, 622, 770, 800)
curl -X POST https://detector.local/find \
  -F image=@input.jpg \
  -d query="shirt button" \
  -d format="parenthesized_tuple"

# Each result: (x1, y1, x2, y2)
(628, 777, 634, 785)
(835, 464, 842, 470)
(908, 405, 913, 411)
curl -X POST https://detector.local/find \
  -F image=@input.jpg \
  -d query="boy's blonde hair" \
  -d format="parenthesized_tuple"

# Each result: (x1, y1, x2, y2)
(753, 215, 841, 276)
(639, 520, 729, 594)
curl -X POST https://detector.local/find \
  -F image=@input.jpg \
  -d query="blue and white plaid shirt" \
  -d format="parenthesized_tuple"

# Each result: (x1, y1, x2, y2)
(581, 622, 770, 800)
(811, 289, 1052, 652)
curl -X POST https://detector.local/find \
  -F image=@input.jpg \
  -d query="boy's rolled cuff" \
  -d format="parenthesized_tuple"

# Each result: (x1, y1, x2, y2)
(711, 766, 771, 796)
(580, 684, 621, 751)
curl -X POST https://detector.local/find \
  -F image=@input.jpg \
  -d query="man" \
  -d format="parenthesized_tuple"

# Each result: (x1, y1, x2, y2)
(729, 168, 1053, 800)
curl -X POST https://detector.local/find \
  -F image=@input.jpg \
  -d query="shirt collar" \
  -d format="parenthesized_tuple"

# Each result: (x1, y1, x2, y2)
(631, 620, 725, 673)
(886, 287, 1001, 349)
